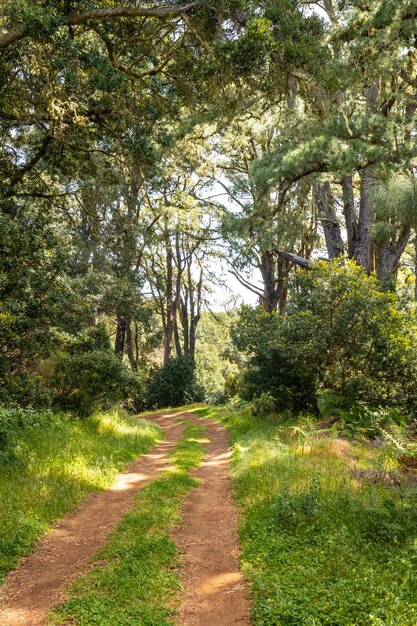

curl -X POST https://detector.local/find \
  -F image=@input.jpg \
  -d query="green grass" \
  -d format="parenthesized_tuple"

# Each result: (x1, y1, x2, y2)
(0, 409, 161, 585)
(196, 405, 417, 626)
(49, 420, 207, 626)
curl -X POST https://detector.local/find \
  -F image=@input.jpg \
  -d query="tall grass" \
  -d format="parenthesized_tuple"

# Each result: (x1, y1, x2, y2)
(197, 406, 417, 626)
(0, 409, 161, 585)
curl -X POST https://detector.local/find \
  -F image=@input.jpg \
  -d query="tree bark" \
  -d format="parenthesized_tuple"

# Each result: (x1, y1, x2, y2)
(164, 239, 174, 362)
(126, 319, 138, 371)
(355, 169, 374, 273)
(174, 320, 182, 357)
(115, 317, 127, 357)
(163, 230, 184, 362)
(314, 181, 344, 259)
(259, 251, 280, 313)
(355, 84, 379, 273)
(375, 228, 411, 286)
(341, 175, 357, 259)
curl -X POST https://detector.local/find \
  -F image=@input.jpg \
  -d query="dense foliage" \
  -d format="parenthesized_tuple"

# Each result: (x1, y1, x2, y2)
(233, 262, 417, 423)
(143, 356, 203, 410)
(2, 0, 417, 422)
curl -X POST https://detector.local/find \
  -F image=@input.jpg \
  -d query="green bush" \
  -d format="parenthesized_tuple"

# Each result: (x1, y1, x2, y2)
(0, 407, 54, 463)
(52, 351, 137, 417)
(232, 260, 417, 421)
(143, 356, 204, 410)
(252, 391, 277, 417)
(0, 375, 52, 409)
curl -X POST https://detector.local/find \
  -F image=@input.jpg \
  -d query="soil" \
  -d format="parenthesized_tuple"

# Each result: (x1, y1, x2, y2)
(172, 417, 251, 625)
(0, 410, 251, 626)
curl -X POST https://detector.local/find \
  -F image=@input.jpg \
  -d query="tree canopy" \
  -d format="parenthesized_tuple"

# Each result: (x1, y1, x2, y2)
(1, 0, 417, 417)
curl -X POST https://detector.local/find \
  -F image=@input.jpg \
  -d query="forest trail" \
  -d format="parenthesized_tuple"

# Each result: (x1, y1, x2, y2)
(172, 417, 251, 626)
(0, 410, 250, 626)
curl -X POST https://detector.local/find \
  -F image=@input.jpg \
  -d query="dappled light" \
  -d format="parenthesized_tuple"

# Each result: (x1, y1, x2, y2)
(1, 1, 417, 624)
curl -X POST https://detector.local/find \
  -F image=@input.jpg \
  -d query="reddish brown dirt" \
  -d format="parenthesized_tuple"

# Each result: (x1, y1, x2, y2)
(0, 411, 251, 626)
(0, 411, 187, 626)
(172, 418, 251, 625)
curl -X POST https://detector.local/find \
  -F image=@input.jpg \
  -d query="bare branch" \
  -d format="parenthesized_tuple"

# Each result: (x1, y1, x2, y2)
(228, 269, 263, 297)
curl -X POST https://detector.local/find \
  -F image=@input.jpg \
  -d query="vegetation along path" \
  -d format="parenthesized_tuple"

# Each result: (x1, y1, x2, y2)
(0, 410, 250, 625)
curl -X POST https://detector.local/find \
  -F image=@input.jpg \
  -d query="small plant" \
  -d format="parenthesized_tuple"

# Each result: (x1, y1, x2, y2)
(252, 392, 277, 417)
(316, 389, 344, 420)
(0, 407, 54, 463)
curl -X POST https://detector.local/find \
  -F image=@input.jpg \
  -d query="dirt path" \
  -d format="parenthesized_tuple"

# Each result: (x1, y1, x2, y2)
(172, 418, 251, 625)
(0, 410, 251, 626)
(0, 411, 187, 626)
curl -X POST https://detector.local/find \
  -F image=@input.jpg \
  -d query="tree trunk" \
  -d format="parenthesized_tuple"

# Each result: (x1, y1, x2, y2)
(341, 175, 357, 259)
(314, 181, 344, 259)
(355, 84, 378, 273)
(375, 228, 411, 286)
(189, 310, 201, 360)
(355, 169, 374, 273)
(174, 319, 182, 357)
(126, 319, 138, 371)
(259, 251, 280, 313)
(277, 257, 289, 314)
(180, 296, 190, 355)
(115, 317, 127, 357)
(164, 241, 174, 363)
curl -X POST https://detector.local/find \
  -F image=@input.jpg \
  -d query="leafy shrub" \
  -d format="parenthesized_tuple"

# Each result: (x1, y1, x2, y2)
(206, 390, 229, 405)
(52, 351, 137, 417)
(252, 391, 277, 417)
(232, 261, 417, 422)
(0, 407, 54, 463)
(144, 356, 204, 410)
(0, 375, 52, 409)
(63, 324, 112, 355)
(223, 372, 242, 398)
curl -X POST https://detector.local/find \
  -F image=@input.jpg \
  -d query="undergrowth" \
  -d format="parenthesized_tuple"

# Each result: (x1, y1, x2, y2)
(49, 420, 207, 626)
(0, 409, 161, 585)
(195, 405, 417, 626)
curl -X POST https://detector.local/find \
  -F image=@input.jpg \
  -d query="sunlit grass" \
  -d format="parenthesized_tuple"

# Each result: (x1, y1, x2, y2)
(49, 421, 206, 626)
(0, 409, 161, 586)
(200, 405, 417, 626)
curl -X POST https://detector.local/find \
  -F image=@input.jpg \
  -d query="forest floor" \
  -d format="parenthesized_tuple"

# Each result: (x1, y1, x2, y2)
(0, 409, 250, 626)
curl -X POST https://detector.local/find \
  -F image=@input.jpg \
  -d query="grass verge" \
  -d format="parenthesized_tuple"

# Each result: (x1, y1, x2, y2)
(49, 420, 207, 626)
(195, 405, 417, 626)
(0, 409, 161, 586)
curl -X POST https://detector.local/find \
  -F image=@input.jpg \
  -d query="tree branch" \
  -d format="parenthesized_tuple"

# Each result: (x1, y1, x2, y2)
(5, 134, 53, 197)
(274, 250, 313, 269)
(228, 269, 263, 297)
(0, 2, 204, 49)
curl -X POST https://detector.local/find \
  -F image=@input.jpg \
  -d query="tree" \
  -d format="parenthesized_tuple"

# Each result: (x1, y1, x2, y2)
(232, 261, 417, 416)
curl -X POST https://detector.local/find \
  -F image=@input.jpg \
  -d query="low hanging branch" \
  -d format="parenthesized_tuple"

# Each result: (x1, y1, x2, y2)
(0, 2, 204, 49)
